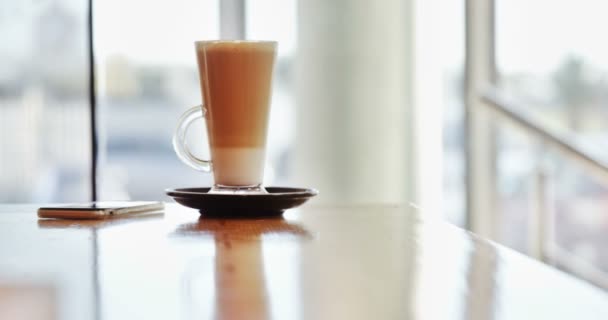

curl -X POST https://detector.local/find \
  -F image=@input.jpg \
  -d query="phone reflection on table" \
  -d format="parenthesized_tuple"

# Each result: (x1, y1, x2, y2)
(37, 211, 164, 320)
(0, 283, 57, 320)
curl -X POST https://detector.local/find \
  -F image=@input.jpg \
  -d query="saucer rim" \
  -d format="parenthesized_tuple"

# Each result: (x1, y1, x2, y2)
(165, 186, 319, 198)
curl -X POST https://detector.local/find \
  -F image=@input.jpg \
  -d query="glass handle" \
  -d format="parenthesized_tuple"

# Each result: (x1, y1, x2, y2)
(173, 105, 211, 172)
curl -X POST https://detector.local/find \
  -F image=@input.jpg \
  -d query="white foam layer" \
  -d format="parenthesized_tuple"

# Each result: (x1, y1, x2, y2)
(211, 147, 265, 186)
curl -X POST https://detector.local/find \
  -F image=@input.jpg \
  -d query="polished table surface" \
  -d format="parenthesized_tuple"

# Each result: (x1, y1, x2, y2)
(1, 204, 608, 320)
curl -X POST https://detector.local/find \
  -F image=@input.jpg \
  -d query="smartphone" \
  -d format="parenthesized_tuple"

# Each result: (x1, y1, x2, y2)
(38, 201, 164, 220)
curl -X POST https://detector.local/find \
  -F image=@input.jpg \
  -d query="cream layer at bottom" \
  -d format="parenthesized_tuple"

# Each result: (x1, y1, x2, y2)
(210, 147, 266, 186)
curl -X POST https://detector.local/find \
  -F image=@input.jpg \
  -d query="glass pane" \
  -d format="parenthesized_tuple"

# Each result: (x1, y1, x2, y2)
(554, 163, 608, 273)
(496, 0, 608, 280)
(496, 125, 534, 253)
(496, 0, 608, 137)
(0, 0, 90, 202)
(96, 0, 220, 199)
(497, 124, 608, 273)
(440, 0, 466, 226)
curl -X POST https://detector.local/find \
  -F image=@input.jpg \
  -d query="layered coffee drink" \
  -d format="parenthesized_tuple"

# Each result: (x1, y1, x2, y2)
(195, 41, 276, 187)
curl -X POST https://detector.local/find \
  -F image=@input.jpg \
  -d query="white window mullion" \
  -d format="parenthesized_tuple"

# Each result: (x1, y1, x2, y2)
(220, 0, 246, 39)
(465, 0, 498, 239)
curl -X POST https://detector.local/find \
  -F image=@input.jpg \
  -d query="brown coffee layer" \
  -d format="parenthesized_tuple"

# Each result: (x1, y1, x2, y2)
(196, 42, 276, 148)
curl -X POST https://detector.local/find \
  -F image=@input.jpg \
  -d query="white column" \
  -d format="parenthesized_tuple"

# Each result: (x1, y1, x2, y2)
(294, 0, 415, 204)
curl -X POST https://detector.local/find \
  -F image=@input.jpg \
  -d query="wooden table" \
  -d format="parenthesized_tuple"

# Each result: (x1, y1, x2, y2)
(1, 204, 607, 320)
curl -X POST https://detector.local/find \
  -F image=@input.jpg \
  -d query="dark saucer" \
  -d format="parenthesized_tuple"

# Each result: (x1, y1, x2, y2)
(166, 187, 318, 217)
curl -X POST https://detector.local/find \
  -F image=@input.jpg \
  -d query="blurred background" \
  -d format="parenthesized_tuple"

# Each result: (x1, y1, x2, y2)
(2, 0, 608, 288)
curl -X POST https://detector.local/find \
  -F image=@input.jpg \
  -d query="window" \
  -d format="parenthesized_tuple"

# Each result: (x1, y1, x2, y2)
(492, 0, 608, 278)
(97, 0, 418, 205)
(0, 0, 90, 202)
(96, 0, 299, 200)
(3, 1, 423, 205)
(96, 0, 221, 199)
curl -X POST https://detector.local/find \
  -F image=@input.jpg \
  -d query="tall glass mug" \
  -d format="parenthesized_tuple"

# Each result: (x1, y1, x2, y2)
(173, 41, 277, 194)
